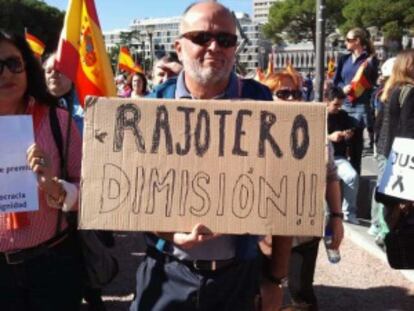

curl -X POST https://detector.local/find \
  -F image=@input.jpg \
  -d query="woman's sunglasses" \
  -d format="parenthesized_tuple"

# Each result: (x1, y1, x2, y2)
(345, 37, 357, 43)
(275, 89, 303, 101)
(180, 31, 238, 48)
(0, 57, 25, 75)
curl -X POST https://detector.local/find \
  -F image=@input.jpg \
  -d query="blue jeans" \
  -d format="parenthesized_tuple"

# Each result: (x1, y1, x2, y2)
(370, 154, 388, 235)
(342, 103, 369, 174)
(335, 157, 359, 219)
(130, 254, 259, 311)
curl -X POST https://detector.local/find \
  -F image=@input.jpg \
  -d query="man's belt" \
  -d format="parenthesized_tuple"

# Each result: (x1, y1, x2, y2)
(147, 246, 236, 272)
(0, 228, 71, 265)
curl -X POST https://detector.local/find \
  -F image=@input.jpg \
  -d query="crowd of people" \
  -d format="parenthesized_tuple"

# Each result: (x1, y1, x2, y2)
(0, 0, 413, 311)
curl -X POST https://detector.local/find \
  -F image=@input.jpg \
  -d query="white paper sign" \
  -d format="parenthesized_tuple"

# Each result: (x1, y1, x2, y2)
(0, 116, 38, 213)
(378, 137, 414, 201)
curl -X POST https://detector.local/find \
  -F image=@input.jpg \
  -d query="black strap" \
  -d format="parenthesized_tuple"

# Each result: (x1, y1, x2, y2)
(49, 106, 66, 178)
(48, 102, 73, 234)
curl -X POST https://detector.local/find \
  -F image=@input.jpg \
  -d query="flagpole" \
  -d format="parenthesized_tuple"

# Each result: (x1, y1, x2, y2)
(315, 0, 326, 102)
(116, 45, 121, 76)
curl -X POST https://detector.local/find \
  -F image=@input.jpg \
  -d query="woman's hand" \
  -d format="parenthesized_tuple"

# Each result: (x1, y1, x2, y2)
(27, 143, 61, 198)
(343, 84, 352, 95)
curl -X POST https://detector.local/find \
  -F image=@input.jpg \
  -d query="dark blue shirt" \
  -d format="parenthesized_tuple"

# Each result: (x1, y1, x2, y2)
(333, 52, 378, 105)
(146, 71, 273, 260)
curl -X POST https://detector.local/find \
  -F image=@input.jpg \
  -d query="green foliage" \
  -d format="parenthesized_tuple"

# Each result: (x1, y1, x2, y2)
(263, 0, 346, 46)
(341, 0, 414, 41)
(108, 45, 120, 73)
(0, 0, 64, 53)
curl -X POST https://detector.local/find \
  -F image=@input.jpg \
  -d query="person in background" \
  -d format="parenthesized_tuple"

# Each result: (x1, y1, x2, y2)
(303, 72, 314, 101)
(129, 2, 292, 311)
(325, 85, 359, 224)
(43, 53, 84, 131)
(374, 49, 414, 243)
(368, 57, 395, 241)
(152, 52, 183, 87)
(259, 64, 303, 101)
(0, 29, 83, 311)
(259, 67, 344, 311)
(130, 72, 148, 98)
(44, 52, 116, 311)
(333, 27, 379, 174)
(115, 73, 132, 98)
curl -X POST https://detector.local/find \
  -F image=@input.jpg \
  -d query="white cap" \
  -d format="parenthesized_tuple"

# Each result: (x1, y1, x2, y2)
(381, 57, 396, 77)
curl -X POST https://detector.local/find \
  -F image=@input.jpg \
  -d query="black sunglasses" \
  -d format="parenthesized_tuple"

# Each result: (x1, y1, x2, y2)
(346, 37, 357, 43)
(0, 57, 25, 75)
(275, 89, 302, 101)
(180, 31, 238, 48)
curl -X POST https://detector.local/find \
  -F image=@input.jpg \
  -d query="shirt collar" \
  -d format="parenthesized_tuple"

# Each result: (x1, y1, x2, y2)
(175, 71, 240, 99)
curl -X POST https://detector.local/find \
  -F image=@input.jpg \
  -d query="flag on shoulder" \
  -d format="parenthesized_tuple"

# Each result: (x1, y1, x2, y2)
(25, 32, 45, 58)
(118, 46, 143, 74)
(348, 60, 372, 102)
(55, 0, 116, 107)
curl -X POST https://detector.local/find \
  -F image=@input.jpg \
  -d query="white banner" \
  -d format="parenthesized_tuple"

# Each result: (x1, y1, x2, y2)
(378, 137, 414, 201)
(0, 116, 38, 213)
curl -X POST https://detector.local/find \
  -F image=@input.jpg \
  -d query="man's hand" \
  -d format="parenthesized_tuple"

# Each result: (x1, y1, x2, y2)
(159, 62, 183, 78)
(342, 129, 354, 140)
(172, 224, 219, 249)
(328, 131, 344, 142)
(328, 217, 344, 250)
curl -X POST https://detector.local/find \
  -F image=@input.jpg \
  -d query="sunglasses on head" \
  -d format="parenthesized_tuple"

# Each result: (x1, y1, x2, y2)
(0, 56, 25, 75)
(180, 31, 238, 48)
(275, 89, 302, 101)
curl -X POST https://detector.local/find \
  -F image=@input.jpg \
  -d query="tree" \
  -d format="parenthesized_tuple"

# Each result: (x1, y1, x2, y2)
(0, 0, 64, 53)
(341, 0, 414, 49)
(263, 0, 346, 47)
(107, 45, 120, 73)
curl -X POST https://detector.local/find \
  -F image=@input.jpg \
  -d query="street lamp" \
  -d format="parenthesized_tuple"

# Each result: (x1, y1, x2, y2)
(143, 25, 155, 70)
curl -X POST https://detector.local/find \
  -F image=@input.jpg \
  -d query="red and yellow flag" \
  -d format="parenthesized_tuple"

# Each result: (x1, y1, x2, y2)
(55, 0, 116, 107)
(348, 61, 371, 102)
(118, 46, 143, 74)
(266, 52, 274, 77)
(327, 56, 335, 79)
(25, 32, 45, 58)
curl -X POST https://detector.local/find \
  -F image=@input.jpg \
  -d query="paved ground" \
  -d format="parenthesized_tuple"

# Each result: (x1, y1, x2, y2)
(314, 231, 414, 311)
(81, 154, 414, 311)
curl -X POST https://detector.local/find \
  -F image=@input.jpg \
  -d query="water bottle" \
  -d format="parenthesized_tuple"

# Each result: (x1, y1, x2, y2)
(324, 227, 341, 263)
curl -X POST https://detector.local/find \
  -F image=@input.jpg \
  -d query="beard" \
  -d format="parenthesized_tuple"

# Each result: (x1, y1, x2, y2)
(182, 56, 234, 86)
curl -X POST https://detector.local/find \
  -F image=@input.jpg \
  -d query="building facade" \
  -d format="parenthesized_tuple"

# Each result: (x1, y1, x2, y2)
(252, 0, 279, 23)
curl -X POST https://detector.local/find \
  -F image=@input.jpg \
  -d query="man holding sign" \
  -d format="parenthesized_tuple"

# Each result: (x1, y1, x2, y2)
(129, 2, 292, 311)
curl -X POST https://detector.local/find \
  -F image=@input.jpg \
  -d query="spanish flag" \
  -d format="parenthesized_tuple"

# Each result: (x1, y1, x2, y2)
(348, 60, 371, 102)
(327, 56, 335, 79)
(118, 46, 143, 74)
(55, 0, 116, 107)
(25, 32, 45, 58)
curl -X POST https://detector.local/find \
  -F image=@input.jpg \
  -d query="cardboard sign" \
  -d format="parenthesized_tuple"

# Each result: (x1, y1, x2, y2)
(0, 116, 38, 214)
(80, 97, 327, 236)
(378, 137, 414, 201)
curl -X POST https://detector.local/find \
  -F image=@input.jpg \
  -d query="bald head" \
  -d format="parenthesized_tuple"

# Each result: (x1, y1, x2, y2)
(179, 1, 236, 35)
